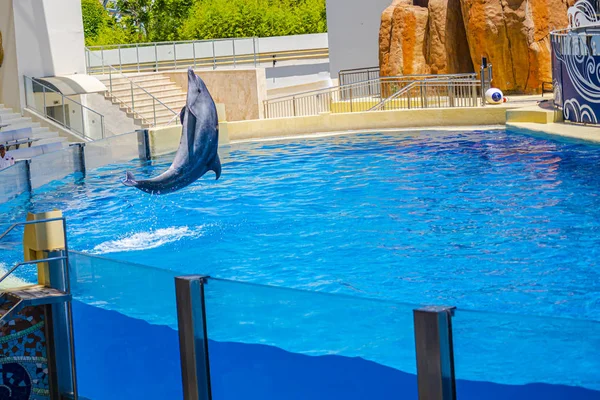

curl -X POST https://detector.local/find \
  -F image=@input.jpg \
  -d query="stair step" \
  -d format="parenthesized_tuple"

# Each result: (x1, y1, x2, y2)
(110, 85, 181, 97)
(100, 73, 169, 85)
(33, 137, 67, 147)
(5, 285, 71, 307)
(107, 78, 175, 91)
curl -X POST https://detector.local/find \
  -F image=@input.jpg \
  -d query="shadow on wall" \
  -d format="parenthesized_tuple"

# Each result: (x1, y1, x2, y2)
(73, 301, 600, 400)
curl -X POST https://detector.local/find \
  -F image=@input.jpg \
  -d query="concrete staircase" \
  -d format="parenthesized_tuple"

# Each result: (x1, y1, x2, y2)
(99, 73, 184, 128)
(0, 104, 68, 159)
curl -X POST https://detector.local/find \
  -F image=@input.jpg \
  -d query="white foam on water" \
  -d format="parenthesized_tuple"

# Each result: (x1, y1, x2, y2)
(0, 263, 31, 290)
(89, 226, 203, 254)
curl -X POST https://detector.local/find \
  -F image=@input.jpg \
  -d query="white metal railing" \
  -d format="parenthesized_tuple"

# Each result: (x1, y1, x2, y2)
(86, 51, 180, 128)
(85, 36, 329, 75)
(263, 73, 479, 119)
(24, 76, 105, 141)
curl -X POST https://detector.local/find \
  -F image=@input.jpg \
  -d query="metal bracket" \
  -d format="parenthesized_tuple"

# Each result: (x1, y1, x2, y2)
(175, 275, 212, 400)
(413, 306, 457, 400)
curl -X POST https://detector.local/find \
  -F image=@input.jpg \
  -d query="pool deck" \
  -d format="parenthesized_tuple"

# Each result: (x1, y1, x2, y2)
(147, 94, 599, 154)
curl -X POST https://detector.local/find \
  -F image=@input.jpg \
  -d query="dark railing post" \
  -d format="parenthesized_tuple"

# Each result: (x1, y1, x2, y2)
(413, 306, 457, 400)
(137, 129, 151, 161)
(69, 143, 86, 177)
(175, 276, 212, 400)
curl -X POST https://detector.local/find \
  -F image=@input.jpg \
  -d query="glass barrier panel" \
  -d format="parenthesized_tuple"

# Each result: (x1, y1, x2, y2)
(453, 309, 600, 399)
(69, 251, 182, 400)
(29, 146, 77, 189)
(84, 130, 140, 170)
(204, 277, 418, 400)
(0, 161, 29, 203)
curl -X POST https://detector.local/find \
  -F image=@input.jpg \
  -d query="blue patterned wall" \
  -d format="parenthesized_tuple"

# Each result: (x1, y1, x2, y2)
(0, 305, 51, 400)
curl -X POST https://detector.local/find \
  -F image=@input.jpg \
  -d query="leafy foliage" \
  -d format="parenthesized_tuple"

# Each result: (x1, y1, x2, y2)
(81, 0, 327, 46)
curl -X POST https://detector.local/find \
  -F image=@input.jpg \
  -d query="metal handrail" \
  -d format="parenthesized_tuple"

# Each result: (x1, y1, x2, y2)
(24, 76, 105, 141)
(267, 73, 478, 102)
(86, 36, 259, 51)
(86, 50, 179, 127)
(0, 256, 67, 286)
(85, 36, 262, 75)
(263, 73, 479, 118)
(0, 217, 66, 242)
(369, 81, 419, 111)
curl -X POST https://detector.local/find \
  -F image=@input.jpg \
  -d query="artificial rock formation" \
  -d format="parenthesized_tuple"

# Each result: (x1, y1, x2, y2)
(380, 0, 575, 93)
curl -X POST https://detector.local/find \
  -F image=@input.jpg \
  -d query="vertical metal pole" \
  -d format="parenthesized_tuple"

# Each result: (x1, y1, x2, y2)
(212, 41, 216, 70)
(137, 128, 151, 161)
(118, 45, 122, 72)
(292, 97, 297, 116)
(155, 43, 159, 72)
(175, 275, 213, 400)
(232, 39, 236, 67)
(153, 99, 157, 126)
(80, 104, 86, 138)
(413, 306, 456, 400)
(193, 42, 197, 68)
(43, 86, 47, 116)
(69, 143, 86, 176)
(62, 94, 67, 128)
(24, 159, 32, 192)
(480, 67, 485, 106)
(101, 48, 105, 74)
(253, 37, 257, 67)
(131, 82, 135, 115)
(174, 42, 178, 69)
(136, 44, 140, 72)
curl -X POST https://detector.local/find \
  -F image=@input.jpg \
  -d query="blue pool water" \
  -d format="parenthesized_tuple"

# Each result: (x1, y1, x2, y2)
(2, 128, 600, 397)
(2, 128, 600, 320)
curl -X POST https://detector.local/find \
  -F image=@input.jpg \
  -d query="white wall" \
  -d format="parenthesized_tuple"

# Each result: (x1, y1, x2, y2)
(0, 0, 86, 111)
(326, 0, 391, 78)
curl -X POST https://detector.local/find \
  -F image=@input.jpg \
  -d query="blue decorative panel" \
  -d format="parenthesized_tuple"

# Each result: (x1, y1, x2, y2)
(552, 30, 600, 125)
(0, 305, 50, 400)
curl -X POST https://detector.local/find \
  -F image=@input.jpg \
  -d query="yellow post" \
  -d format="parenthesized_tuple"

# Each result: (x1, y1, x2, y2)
(22, 210, 65, 286)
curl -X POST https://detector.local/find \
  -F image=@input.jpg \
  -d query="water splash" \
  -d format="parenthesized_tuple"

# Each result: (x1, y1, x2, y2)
(89, 226, 203, 254)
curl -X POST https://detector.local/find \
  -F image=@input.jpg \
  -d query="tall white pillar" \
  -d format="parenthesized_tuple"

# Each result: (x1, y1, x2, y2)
(0, 0, 86, 112)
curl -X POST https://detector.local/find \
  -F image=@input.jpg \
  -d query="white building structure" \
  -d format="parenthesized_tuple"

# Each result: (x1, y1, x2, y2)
(326, 0, 391, 78)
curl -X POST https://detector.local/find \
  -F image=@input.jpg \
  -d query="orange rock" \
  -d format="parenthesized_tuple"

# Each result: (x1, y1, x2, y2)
(379, 0, 573, 93)
(460, 0, 571, 92)
(427, 0, 473, 74)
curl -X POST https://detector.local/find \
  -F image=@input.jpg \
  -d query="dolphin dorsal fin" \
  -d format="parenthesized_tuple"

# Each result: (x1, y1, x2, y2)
(209, 154, 222, 180)
(180, 106, 186, 125)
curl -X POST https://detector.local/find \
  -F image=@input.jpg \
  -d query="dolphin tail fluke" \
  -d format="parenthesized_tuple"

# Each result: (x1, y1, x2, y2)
(122, 171, 138, 187)
(209, 154, 222, 180)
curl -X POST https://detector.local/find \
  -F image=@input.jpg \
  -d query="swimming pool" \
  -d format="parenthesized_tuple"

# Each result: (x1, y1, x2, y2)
(3, 128, 599, 319)
(1, 128, 599, 399)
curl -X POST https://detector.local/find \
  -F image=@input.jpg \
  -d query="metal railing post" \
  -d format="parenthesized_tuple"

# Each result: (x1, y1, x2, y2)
(137, 128, 151, 161)
(175, 276, 213, 400)
(153, 98, 157, 126)
(212, 40, 217, 70)
(136, 44, 140, 72)
(253, 37, 257, 67)
(109, 68, 113, 93)
(413, 306, 456, 400)
(80, 104, 86, 138)
(131, 82, 135, 115)
(42, 86, 47, 115)
(69, 143, 86, 176)
(174, 42, 178, 69)
(232, 39, 236, 67)
(292, 96, 297, 116)
(155, 43, 159, 72)
(62, 94, 67, 128)
(101, 48, 105, 74)
(193, 42, 197, 68)
(118, 44, 122, 72)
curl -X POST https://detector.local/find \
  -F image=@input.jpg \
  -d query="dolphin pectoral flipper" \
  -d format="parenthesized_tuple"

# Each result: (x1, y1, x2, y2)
(180, 106, 186, 125)
(209, 154, 222, 180)
(123, 171, 137, 187)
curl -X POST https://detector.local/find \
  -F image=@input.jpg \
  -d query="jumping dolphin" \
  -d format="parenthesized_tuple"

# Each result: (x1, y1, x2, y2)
(122, 68, 221, 194)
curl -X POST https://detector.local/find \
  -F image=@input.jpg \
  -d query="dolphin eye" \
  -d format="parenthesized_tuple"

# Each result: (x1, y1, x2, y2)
(198, 88, 202, 93)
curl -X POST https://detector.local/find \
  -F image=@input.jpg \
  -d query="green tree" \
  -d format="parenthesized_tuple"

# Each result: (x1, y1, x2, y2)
(149, 0, 195, 41)
(81, 0, 110, 44)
